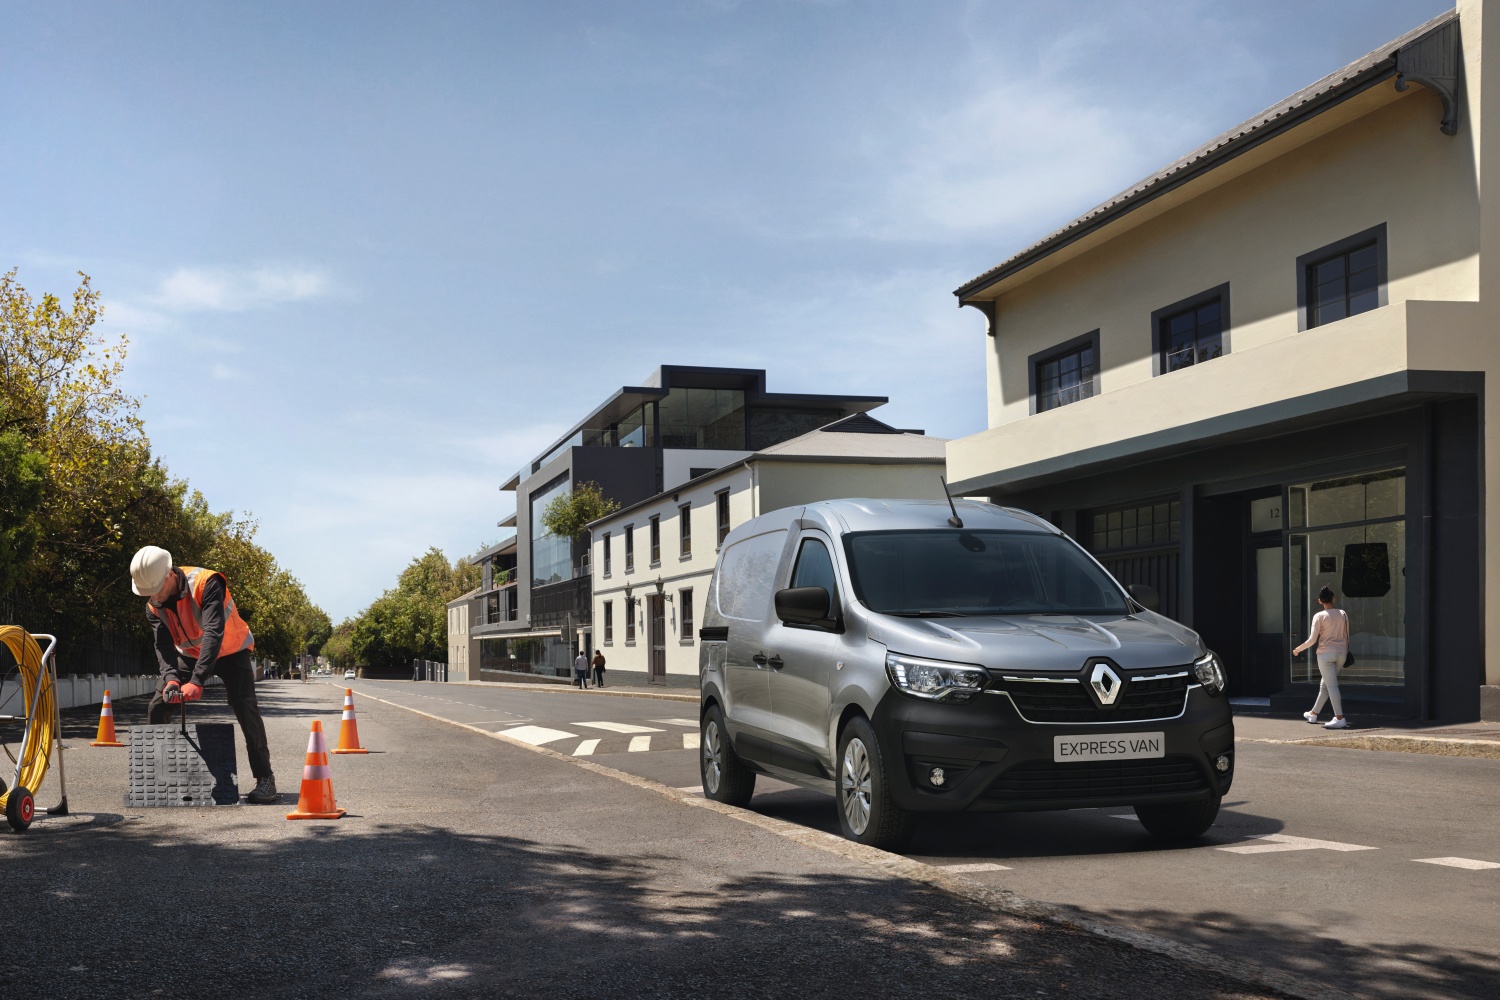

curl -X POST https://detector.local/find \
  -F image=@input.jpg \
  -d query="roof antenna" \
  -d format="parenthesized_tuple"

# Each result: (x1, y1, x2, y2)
(940, 477, 963, 528)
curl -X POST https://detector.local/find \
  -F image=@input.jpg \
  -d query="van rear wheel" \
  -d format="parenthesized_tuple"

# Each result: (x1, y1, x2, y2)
(701, 705, 755, 807)
(1134, 793, 1221, 841)
(836, 716, 913, 851)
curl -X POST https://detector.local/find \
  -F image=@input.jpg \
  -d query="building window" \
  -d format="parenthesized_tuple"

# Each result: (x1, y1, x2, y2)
(1153, 285, 1228, 375)
(1090, 499, 1181, 552)
(625, 525, 634, 572)
(679, 588, 694, 640)
(1029, 332, 1098, 413)
(602, 533, 611, 577)
(1297, 224, 1387, 331)
(530, 473, 572, 587)
(603, 601, 613, 644)
(649, 515, 661, 566)
(679, 504, 692, 558)
(625, 597, 636, 643)
(716, 489, 731, 547)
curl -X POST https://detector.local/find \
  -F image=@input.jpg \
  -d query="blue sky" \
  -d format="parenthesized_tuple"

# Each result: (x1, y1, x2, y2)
(1, 0, 1451, 621)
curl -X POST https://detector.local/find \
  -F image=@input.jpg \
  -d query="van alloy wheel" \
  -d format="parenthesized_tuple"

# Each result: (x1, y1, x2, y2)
(703, 719, 723, 794)
(841, 738, 873, 835)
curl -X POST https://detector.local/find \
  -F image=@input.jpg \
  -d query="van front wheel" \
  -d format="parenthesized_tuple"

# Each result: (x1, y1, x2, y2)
(836, 716, 913, 851)
(701, 705, 755, 807)
(1134, 793, 1221, 841)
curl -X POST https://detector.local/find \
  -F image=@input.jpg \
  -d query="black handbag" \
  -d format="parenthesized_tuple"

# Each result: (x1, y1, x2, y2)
(1343, 649, 1356, 668)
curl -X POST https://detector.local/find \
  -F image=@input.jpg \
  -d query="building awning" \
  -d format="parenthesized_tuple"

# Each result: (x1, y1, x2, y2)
(475, 629, 562, 641)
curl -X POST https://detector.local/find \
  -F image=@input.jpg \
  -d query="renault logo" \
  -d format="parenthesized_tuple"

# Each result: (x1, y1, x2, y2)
(1089, 663, 1124, 706)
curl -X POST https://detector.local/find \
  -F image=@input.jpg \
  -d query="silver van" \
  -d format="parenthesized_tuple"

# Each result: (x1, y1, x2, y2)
(697, 498, 1234, 850)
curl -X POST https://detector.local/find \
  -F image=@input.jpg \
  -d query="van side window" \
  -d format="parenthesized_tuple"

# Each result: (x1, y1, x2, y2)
(715, 529, 788, 621)
(790, 538, 838, 596)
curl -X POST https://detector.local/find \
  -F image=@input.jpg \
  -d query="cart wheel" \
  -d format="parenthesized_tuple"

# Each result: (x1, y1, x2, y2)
(6, 786, 34, 832)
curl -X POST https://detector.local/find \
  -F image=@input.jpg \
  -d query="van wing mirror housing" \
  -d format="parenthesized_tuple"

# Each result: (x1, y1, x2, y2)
(1127, 583, 1160, 612)
(775, 586, 833, 627)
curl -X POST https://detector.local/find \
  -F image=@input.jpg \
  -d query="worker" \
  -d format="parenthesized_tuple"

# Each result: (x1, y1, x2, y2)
(130, 545, 278, 805)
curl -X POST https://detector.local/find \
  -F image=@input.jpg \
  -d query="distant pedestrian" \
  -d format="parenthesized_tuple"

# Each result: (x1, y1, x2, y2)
(574, 650, 590, 689)
(592, 649, 606, 688)
(1293, 586, 1351, 729)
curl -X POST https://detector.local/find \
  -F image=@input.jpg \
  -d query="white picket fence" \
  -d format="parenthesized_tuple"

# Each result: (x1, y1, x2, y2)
(0, 672, 221, 714)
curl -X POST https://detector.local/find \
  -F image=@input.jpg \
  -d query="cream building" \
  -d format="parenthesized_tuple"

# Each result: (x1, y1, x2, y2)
(947, 3, 1500, 720)
(590, 415, 947, 686)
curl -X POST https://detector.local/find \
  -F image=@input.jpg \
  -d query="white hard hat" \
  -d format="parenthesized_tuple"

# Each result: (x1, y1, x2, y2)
(130, 546, 174, 596)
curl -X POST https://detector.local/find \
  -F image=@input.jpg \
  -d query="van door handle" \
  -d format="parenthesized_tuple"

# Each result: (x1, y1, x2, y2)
(767, 655, 784, 670)
(752, 653, 769, 667)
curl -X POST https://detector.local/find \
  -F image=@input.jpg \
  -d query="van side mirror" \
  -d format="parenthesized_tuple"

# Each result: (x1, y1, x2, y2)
(775, 586, 832, 626)
(1127, 583, 1160, 612)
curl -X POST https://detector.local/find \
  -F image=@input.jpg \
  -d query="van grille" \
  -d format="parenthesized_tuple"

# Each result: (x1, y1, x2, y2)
(998, 672, 1190, 723)
(983, 756, 1207, 802)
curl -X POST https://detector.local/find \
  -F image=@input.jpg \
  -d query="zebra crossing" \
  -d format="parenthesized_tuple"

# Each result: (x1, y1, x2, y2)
(496, 718, 701, 756)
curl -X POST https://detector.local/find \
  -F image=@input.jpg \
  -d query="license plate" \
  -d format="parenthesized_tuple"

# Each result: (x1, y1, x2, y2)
(1053, 732, 1166, 763)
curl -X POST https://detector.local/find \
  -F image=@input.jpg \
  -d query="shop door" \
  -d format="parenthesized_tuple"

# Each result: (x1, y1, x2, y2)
(647, 595, 666, 683)
(1242, 541, 1286, 696)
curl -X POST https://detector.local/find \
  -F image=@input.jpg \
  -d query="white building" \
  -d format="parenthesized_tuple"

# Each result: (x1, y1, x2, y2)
(589, 414, 947, 685)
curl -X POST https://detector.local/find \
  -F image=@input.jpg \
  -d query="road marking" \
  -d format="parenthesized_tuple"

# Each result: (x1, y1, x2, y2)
(651, 718, 701, 727)
(576, 721, 665, 734)
(1218, 834, 1377, 854)
(573, 739, 601, 756)
(682, 732, 700, 749)
(1414, 856, 1500, 870)
(628, 735, 652, 752)
(497, 725, 577, 745)
(940, 862, 1012, 873)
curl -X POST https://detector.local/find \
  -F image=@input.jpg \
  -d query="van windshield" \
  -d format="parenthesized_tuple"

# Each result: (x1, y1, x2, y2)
(844, 530, 1130, 617)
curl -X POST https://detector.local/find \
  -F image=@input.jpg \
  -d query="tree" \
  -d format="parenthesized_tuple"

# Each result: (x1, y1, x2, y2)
(539, 480, 620, 539)
(344, 549, 479, 669)
(0, 430, 46, 599)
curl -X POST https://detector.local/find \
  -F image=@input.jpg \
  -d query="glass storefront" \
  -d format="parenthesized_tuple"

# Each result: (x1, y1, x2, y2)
(479, 635, 571, 676)
(1287, 469, 1406, 686)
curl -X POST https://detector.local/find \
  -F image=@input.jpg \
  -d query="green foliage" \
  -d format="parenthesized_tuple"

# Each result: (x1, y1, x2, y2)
(0, 430, 46, 598)
(344, 548, 479, 669)
(539, 480, 620, 539)
(0, 269, 330, 667)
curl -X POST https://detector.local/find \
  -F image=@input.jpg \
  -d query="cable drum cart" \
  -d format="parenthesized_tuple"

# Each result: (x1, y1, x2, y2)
(0, 626, 69, 832)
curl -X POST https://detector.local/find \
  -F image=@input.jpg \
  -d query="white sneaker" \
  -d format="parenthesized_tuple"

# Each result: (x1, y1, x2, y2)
(1303, 711, 1319, 724)
(1324, 717, 1349, 730)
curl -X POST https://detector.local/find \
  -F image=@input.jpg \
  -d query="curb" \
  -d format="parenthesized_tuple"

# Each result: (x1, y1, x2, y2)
(387, 679, 698, 703)
(1239, 733, 1500, 760)
(351, 685, 1342, 1000)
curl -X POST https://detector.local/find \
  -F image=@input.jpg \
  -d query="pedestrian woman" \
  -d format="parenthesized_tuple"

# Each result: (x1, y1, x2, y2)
(592, 648, 606, 688)
(1293, 585, 1351, 729)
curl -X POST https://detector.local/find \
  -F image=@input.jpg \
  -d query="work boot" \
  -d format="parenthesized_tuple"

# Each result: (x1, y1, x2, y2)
(245, 775, 278, 804)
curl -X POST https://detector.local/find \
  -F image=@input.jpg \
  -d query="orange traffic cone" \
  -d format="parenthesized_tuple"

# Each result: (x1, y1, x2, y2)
(90, 690, 125, 747)
(330, 688, 368, 754)
(285, 719, 346, 820)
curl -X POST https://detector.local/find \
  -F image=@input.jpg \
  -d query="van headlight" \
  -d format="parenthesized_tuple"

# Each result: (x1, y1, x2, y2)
(885, 653, 990, 704)
(1193, 651, 1226, 696)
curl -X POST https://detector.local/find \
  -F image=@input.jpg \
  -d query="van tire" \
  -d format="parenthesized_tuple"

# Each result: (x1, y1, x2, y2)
(836, 716, 913, 851)
(1134, 792, 1221, 841)
(701, 705, 755, 807)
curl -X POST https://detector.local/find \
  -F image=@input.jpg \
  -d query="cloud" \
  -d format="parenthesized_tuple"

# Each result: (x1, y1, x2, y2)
(153, 264, 332, 312)
(210, 362, 238, 380)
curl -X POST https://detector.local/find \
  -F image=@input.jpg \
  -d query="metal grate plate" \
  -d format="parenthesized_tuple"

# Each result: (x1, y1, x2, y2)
(125, 723, 240, 807)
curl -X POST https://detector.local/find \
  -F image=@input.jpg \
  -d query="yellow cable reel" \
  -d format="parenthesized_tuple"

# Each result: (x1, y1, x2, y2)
(0, 626, 57, 822)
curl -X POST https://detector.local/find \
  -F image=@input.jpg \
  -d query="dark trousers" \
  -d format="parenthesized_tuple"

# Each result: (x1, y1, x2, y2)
(147, 648, 273, 779)
(593, 665, 605, 687)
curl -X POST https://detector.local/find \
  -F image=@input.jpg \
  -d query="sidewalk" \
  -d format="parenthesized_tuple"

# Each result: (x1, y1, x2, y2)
(1234, 711, 1500, 759)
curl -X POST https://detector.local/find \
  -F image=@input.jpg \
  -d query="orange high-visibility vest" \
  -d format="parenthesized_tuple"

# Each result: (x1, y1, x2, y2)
(150, 566, 255, 660)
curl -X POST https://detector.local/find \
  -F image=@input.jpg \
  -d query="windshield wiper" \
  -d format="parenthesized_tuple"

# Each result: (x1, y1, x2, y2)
(884, 609, 966, 618)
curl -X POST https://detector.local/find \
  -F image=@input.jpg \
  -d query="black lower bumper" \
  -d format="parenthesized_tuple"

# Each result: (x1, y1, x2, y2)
(871, 687, 1235, 814)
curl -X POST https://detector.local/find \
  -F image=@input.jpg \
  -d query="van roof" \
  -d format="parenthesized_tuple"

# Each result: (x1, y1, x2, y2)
(805, 498, 1057, 535)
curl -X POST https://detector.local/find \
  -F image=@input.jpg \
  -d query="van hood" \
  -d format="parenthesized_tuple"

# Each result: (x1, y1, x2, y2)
(866, 612, 1202, 673)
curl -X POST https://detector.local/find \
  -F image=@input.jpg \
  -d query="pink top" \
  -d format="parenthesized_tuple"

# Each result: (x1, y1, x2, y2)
(1294, 607, 1350, 656)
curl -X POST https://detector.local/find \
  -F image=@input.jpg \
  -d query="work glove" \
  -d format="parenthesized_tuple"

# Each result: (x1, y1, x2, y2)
(181, 682, 203, 702)
(162, 680, 183, 704)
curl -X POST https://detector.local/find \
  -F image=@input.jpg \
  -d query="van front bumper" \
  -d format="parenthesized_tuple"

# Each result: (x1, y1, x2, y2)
(870, 686, 1235, 814)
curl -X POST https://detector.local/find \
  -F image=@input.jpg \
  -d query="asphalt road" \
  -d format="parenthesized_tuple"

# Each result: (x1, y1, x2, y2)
(347, 678, 1500, 1000)
(3, 680, 1280, 1000)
